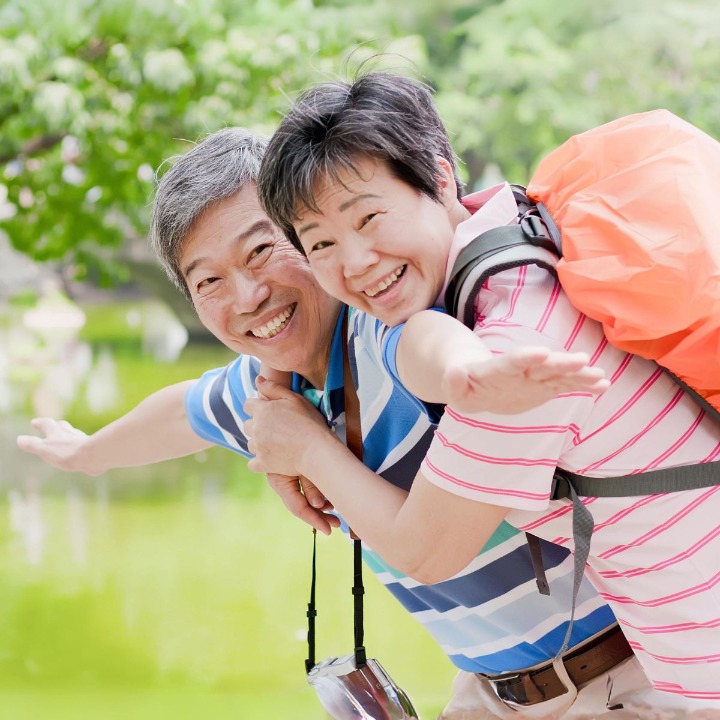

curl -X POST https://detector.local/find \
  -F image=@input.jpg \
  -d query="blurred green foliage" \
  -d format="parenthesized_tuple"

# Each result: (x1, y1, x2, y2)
(0, 0, 430, 283)
(1, 0, 719, 279)
(431, 0, 720, 184)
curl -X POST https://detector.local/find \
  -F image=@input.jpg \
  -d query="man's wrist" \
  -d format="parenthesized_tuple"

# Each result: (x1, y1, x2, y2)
(76, 436, 107, 476)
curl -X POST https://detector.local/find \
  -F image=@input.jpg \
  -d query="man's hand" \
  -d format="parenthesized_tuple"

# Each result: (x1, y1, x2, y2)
(17, 418, 101, 475)
(244, 378, 339, 478)
(442, 346, 610, 415)
(246, 380, 344, 533)
(266, 473, 340, 536)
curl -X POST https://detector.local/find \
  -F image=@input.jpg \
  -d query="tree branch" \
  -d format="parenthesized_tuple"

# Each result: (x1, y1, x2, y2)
(0, 132, 67, 164)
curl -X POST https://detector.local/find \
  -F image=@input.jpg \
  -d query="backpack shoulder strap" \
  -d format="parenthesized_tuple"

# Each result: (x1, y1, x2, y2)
(445, 188, 561, 327)
(445, 225, 560, 327)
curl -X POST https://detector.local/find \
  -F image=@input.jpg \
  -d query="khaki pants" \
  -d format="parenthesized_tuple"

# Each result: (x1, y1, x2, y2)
(439, 657, 720, 720)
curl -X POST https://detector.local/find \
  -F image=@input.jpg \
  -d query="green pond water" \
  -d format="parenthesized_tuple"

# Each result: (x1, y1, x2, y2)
(0, 296, 456, 719)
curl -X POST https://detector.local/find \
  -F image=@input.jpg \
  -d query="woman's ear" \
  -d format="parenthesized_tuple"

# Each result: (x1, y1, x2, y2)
(435, 156, 459, 207)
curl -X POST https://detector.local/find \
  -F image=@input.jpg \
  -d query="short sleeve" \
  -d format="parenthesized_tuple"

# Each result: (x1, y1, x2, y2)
(422, 265, 597, 510)
(184, 355, 261, 457)
(421, 399, 586, 511)
(377, 307, 447, 420)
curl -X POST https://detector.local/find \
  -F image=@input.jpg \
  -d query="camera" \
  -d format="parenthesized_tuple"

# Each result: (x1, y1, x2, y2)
(308, 654, 419, 720)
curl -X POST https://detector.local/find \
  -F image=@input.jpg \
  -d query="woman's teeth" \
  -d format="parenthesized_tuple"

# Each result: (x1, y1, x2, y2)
(365, 266, 405, 298)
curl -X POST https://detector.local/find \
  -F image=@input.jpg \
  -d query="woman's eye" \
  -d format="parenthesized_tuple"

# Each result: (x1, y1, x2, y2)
(310, 240, 333, 253)
(360, 213, 379, 229)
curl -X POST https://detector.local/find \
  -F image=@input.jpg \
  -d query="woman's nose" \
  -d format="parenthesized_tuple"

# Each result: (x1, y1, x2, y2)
(342, 239, 379, 278)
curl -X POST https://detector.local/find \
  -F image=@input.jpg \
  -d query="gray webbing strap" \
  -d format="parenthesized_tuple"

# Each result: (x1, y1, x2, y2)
(663, 371, 720, 425)
(554, 461, 720, 499)
(557, 487, 595, 656)
(552, 459, 720, 658)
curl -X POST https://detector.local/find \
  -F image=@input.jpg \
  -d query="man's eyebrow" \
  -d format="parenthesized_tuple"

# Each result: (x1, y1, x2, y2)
(182, 219, 275, 278)
(182, 256, 206, 280)
(296, 193, 379, 238)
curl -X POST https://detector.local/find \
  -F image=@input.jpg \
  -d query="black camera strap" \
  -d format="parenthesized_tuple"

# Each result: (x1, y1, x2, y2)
(305, 308, 366, 673)
(352, 533, 366, 667)
(305, 528, 318, 673)
(343, 309, 367, 669)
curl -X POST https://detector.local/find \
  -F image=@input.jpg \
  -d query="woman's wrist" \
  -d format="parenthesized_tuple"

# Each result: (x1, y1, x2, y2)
(296, 423, 344, 478)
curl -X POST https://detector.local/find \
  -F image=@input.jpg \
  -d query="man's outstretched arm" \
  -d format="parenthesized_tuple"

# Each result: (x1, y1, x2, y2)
(17, 378, 339, 535)
(16, 380, 211, 476)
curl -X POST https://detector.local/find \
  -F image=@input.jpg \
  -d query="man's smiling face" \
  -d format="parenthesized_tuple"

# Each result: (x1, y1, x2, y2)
(180, 183, 341, 385)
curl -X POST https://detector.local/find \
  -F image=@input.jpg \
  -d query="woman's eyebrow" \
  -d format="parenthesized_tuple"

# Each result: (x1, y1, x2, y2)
(339, 193, 379, 212)
(297, 193, 380, 238)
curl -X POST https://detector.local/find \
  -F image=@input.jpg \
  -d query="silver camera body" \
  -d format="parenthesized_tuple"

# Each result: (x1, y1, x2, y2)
(307, 654, 419, 720)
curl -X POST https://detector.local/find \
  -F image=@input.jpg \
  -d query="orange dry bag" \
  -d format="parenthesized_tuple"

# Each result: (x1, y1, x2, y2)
(527, 110, 720, 411)
(447, 110, 720, 413)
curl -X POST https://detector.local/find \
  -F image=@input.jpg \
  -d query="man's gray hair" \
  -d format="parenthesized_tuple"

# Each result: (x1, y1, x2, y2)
(150, 127, 268, 299)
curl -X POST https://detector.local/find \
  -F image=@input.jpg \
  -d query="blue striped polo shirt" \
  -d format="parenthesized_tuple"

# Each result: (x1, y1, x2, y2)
(185, 306, 616, 674)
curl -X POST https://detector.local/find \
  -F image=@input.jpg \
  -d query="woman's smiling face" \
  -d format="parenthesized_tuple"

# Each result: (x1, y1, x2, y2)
(294, 156, 461, 327)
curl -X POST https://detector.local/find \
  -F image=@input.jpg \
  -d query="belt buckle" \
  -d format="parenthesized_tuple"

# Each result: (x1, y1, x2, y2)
(488, 658, 570, 708)
(492, 671, 547, 706)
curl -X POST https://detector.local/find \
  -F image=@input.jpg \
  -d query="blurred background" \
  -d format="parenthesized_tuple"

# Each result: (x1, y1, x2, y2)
(1, 0, 720, 717)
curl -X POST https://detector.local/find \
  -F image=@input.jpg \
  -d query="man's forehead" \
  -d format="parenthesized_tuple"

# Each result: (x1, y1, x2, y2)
(215, 185, 267, 223)
(180, 191, 278, 274)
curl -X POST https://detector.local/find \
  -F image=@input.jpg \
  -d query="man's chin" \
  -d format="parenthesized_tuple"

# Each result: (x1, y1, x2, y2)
(223, 335, 288, 359)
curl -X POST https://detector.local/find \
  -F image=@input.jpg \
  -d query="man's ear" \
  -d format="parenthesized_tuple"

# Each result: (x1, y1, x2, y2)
(435, 156, 459, 207)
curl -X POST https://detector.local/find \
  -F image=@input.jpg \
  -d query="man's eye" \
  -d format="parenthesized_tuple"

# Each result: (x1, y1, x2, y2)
(196, 277, 218, 291)
(249, 243, 273, 261)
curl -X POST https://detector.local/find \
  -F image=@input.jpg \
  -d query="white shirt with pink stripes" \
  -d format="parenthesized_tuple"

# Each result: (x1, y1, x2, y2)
(413, 184, 720, 700)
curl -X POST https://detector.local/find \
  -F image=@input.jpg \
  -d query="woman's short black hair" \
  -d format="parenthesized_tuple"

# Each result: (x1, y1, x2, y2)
(258, 70, 463, 253)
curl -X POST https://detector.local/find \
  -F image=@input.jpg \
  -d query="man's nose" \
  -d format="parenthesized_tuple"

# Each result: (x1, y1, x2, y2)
(229, 272, 271, 314)
(341, 238, 379, 279)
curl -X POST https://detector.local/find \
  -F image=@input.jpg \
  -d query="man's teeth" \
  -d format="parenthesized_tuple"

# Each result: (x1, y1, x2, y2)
(365, 266, 405, 298)
(251, 307, 293, 338)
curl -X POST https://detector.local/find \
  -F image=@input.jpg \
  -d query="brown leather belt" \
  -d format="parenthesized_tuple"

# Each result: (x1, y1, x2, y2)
(481, 624, 633, 706)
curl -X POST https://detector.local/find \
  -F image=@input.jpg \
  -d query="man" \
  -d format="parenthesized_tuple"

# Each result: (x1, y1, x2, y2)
(19, 127, 641, 719)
